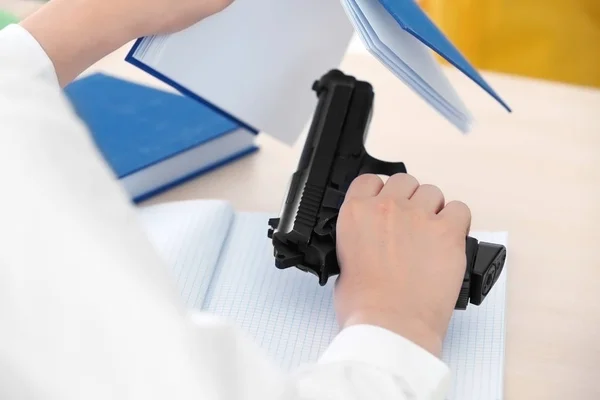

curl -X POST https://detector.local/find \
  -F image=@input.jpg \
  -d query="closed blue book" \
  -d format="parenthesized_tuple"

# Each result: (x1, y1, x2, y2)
(64, 73, 258, 202)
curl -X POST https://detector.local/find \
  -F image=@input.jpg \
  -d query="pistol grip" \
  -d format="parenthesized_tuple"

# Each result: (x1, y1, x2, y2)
(359, 153, 407, 176)
(456, 237, 507, 309)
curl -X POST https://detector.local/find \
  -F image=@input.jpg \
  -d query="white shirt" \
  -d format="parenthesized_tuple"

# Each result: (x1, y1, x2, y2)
(0, 24, 450, 400)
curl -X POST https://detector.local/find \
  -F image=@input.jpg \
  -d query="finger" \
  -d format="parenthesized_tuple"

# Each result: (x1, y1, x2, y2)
(438, 200, 472, 235)
(345, 174, 384, 199)
(410, 184, 445, 214)
(377, 173, 419, 200)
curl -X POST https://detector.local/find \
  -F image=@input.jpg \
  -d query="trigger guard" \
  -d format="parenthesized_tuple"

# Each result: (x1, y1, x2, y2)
(360, 153, 407, 176)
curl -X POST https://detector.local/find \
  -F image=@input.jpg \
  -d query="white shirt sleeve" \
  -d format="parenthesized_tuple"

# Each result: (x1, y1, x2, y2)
(0, 23, 451, 400)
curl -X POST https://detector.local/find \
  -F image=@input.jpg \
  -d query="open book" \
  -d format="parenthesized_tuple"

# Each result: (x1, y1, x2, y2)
(126, 0, 511, 145)
(138, 199, 508, 400)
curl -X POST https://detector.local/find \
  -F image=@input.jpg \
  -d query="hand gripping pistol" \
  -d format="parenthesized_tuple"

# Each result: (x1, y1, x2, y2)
(267, 69, 506, 310)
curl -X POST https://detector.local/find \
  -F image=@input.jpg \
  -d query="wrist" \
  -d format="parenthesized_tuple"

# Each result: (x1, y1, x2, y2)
(20, 0, 132, 87)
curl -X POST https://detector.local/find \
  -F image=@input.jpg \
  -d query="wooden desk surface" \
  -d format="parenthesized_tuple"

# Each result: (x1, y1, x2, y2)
(87, 47, 600, 400)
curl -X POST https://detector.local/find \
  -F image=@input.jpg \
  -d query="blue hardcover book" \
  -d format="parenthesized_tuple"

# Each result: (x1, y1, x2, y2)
(64, 73, 258, 202)
(125, 0, 511, 145)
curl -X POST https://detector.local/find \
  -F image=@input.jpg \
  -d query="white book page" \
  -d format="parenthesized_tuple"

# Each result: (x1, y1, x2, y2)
(342, 0, 472, 130)
(129, 0, 354, 145)
(203, 211, 508, 400)
(138, 200, 234, 308)
(340, 0, 470, 132)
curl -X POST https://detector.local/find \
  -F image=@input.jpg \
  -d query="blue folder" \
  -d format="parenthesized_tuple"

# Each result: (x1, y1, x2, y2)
(377, 0, 510, 111)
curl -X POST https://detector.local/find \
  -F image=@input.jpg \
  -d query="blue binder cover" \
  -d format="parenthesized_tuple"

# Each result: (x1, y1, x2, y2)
(377, 0, 511, 112)
(64, 73, 258, 201)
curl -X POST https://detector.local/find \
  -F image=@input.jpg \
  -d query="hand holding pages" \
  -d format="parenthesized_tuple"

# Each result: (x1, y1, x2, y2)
(127, 0, 511, 145)
(126, 0, 355, 144)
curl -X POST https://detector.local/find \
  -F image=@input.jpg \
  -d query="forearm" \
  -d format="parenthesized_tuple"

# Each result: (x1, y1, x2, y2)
(20, 0, 133, 86)
(18, 0, 231, 87)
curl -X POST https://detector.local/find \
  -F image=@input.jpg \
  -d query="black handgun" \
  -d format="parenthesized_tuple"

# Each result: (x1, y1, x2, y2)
(267, 69, 506, 310)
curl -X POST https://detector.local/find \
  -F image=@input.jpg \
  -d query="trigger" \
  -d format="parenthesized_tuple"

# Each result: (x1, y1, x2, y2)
(360, 153, 407, 176)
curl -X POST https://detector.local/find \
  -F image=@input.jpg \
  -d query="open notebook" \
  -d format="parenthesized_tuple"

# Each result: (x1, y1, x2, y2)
(126, 0, 511, 145)
(138, 200, 508, 400)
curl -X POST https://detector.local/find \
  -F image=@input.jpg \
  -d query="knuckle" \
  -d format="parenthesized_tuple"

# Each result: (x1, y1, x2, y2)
(373, 196, 398, 216)
(448, 199, 468, 208)
(404, 173, 420, 186)
(420, 183, 442, 194)
(420, 183, 445, 201)
(408, 174, 421, 189)
(389, 172, 419, 188)
(354, 173, 382, 186)
(448, 200, 472, 218)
